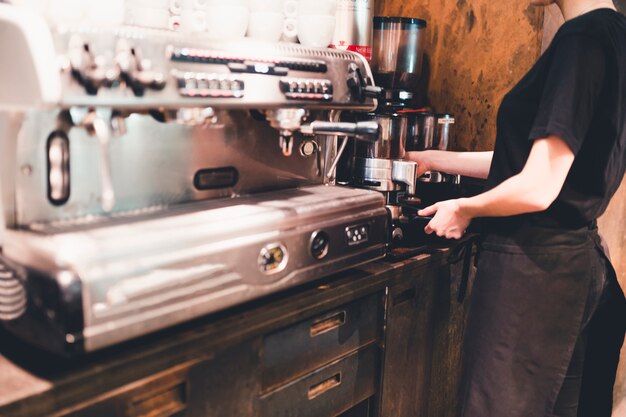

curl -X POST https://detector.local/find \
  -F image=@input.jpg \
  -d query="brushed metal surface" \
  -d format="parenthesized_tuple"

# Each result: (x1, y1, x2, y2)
(12, 110, 327, 227)
(0, 12, 390, 353)
(3, 186, 388, 351)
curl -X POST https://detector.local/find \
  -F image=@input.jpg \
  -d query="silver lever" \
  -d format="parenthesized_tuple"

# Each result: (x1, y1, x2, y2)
(300, 121, 379, 141)
(82, 112, 115, 212)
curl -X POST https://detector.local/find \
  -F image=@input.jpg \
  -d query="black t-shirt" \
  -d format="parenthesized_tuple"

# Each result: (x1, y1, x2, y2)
(484, 8, 626, 230)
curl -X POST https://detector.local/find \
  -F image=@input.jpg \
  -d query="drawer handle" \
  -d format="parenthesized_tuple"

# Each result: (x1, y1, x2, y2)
(308, 373, 342, 400)
(310, 311, 346, 337)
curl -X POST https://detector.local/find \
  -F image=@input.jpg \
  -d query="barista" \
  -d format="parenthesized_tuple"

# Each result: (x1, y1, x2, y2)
(408, 0, 626, 416)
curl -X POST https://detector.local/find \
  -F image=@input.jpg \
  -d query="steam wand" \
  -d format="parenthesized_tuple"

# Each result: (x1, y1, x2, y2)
(80, 111, 115, 213)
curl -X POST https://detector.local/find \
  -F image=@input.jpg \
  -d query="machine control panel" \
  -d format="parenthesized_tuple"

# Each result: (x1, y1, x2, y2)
(174, 71, 245, 98)
(10, 24, 377, 110)
(346, 224, 370, 246)
(280, 78, 333, 101)
(171, 47, 328, 73)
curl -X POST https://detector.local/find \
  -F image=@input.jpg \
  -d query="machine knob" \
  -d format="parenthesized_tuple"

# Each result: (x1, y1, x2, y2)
(347, 63, 382, 103)
(116, 41, 167, 96)
(392, 227, 404, 242)
(68, 38, 120, 95)
(310, 231, 330, 260)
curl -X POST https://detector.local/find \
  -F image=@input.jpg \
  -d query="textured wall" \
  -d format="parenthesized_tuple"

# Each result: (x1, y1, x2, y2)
(375, 0, 544, 151)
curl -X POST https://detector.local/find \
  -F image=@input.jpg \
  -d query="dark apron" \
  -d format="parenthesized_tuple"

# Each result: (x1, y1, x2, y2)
(458, 222, 624, 417)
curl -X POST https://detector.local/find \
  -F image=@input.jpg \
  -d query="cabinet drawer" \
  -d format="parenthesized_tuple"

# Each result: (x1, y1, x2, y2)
(260, 345, 378, 417)
(262, 294, 381, 391)
(54, 362, 193, 417)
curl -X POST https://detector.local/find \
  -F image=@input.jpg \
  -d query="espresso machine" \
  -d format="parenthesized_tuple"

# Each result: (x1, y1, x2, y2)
(0, 3, 391, 355)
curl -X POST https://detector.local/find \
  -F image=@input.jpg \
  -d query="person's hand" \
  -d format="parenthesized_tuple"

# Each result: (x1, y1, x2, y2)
(405, 150, 433, 177)
(418, 199, 472, 240)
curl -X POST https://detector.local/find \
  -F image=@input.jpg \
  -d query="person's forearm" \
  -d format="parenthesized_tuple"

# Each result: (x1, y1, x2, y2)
(459, 172, 559, 218)
(422, 150, 493, 179)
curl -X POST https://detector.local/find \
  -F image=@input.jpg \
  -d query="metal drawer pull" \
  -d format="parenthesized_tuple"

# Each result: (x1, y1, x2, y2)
(308, 373, 342, 400)
(310, 311, 346, 337)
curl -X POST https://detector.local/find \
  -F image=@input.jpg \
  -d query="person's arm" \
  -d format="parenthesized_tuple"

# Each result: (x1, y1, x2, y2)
(405, 150, 493, 179)
(418, 136, 575, 239)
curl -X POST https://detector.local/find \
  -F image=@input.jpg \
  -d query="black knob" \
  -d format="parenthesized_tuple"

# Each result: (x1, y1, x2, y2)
(311, 231, 330, 260)
(347, 63, 381, 103)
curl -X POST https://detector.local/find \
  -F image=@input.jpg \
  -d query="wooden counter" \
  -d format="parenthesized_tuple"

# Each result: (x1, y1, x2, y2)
(0, 249, 473, 417)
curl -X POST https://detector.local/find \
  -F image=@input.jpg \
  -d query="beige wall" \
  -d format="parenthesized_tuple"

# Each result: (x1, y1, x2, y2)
(376, 1, 544, 151)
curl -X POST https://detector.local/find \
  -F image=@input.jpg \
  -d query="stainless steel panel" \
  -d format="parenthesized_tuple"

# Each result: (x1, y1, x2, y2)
(3, 186, 388, 351)
(48, 28, 378, 111)
(13, 110, 326, 227)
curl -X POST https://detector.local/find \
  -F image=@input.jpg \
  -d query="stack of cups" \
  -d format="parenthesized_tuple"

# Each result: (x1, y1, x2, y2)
(125, 0, 181, 30)
(282, 0, 298, 43)
(205, 0, 249, 40)
(247, 0, 284, 42)
(180, 0, 207, 33)
(296, 0, 337, 47)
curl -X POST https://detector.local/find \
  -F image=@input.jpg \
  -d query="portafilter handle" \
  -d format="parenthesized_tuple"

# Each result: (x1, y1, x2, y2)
(300, 121, 380, 142)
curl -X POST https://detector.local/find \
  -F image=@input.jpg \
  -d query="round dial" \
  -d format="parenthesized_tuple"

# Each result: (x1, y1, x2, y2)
(310, 231, 331, 260)
(258, 243, 289, 275)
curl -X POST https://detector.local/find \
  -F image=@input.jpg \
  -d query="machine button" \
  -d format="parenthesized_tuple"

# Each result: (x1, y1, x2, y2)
(208, 78, 220, 90)
(184, 76, 197, 90)
(196, 75, 209, 90)
(346, 224, 369, 246)
(258, 243, 289, 275)
(310, 231, 330, 260)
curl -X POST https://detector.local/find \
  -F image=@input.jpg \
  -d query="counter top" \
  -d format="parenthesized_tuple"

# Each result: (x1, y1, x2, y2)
(0, 250, 448, 417)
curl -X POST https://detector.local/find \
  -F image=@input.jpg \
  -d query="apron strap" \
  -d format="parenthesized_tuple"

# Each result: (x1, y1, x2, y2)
(447, 234, 481, 303)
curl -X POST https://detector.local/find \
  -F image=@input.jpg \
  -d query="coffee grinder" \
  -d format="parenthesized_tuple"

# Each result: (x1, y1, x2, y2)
(337, 16, 465, 247)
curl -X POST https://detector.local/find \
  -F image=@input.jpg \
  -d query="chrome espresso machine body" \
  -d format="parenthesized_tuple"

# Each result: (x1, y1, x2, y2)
(0, 4, 388, 355)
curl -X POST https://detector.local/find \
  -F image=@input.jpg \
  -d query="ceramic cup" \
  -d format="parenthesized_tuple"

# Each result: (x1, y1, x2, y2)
(297, 0, 337, 16)
(180, 9, 207, 33)
(247, 12, 284, 42)
(248, 0, 283, 13)
(297, 14, 336, 47)
(126, 0, 171, 9)
(181, 0, 209, 10)
(125, 6, 171, 29)
(282, 17, 298, 42)
(205, 4, 249, 40)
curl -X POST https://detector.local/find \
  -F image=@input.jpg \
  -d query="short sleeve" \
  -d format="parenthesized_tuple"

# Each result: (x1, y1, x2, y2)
(528, 34, 607, 155)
